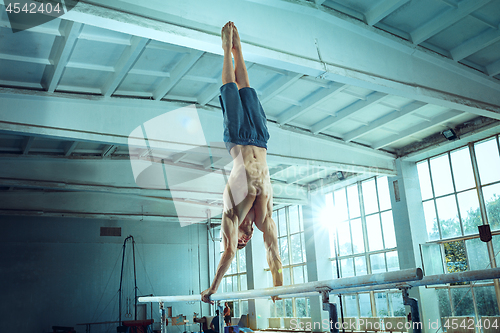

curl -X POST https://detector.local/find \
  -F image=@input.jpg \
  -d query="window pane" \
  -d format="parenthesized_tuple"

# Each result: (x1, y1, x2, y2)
(301, 233, 307, 265)
(233, 275, 238, 291)
(334, 189, 348, 222)
(221, 277, 227, 293)
(366, 214, 384, 251)
(359, 293, 372, 317)
(451, 287, 474, 316)
(338, 221, 353, 256)
(229, 257, 237, 274)
(293, 266, 304, 284)
(362, 179, 379, 215)
(239, 249, 246, 272)
(386, 251, 399, 272)
(482, 183, 500, 231)
(390, 293, 405, 317)
(285, 299, 293, 317)
(430, 154, 454, 197)
(474, 285, 500, 316)
(465, 238, 489, 271)
(355, 256, 367, 276)
(377, 177, 391, 211)
(475, 138, 500, 185)
(280, 237, 289, 266)
(457, 189, 482, 236)
(370, 253, 386, 274)
(226, 276, 233, 292)
(381, 211, 396, 248)
(493, 235, 500, 264)
(298, 205, 304, 232)
(290, 233, 303, 264)
(240, 274, 247, 291)
(351, 218, 365, 254)
(269, 300, 276, 317)
(436, 195, 461, 239)
(421, 244, 444, 275)
(296, 298, 307, 317)
(437, 289, 451, 317)
(234, 300, 239, 317)
(347, 184, 361, 218)
(341, 258, 355, 277)
(344, 295, 358, 317)
(276, 299, 284, 317)
(283, 267, 291, 286)
(241, 301, 248, 316)
(417, 161, 433, 200)
(423, 200, 440, 240)
(375, 292, 388, 317)
(289, 205, 300, 234)
(444, 240, 468, 273)
(450, 147, 476, 192)
(279, 209, 287, 237)
(331, 260, 339, 278)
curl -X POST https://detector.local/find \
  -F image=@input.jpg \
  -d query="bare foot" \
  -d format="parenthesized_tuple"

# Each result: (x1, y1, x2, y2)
(221, 21, 233, 52)
(232, 24, 242, 54)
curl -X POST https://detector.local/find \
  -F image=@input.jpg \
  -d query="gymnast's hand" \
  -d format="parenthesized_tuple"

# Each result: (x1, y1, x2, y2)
(201, 288, 215, 304)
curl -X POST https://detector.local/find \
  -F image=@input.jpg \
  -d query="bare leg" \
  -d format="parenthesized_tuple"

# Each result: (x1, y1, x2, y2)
(232, 24, 250, 89)
(222, 21, 236, 85)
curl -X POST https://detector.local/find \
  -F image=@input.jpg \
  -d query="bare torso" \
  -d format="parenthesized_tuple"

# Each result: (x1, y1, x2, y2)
(224, 144, 273, 234)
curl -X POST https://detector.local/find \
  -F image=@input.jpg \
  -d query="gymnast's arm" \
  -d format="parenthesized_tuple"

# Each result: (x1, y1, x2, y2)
(201, 212, 238, 304)
(263, 215, 283, 289)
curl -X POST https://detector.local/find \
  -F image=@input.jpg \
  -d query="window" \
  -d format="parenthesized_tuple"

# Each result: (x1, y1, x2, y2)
(416, 136, 500, 323)
(417, 138, 500, 241)
(268, 206, 309, 318)
(326, 176, 398, 318)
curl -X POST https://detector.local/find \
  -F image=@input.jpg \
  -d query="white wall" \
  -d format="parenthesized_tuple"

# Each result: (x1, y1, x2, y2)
(0, 215, 210, 333)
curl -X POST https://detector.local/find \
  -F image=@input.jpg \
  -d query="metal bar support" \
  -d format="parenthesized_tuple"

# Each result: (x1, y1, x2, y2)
(402, 288, 422, 333)
(321, 290, 339, 333)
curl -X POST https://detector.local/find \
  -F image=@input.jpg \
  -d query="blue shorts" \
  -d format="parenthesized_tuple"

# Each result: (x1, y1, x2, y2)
(219, 82, 270, 154)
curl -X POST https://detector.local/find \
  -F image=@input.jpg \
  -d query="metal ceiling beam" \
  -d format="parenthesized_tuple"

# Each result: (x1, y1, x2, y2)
(101, 36, 149, 97)
(197, 74, 223, 106)
(0, 209, 194, 223)
(372, 110, 462, 149)
(22, 136, 34, 155)
(0, 87, 397, 174)
(153, 50, 204, 100)
(54, 0, 500, 119)
(451, 27, 500, 61)
(277, 82, 346, 125)
(42, 21, 83, 93)
(64, 141, 79, 156)
(0, 177, 222, 206)
(311, 92, 387, 134)
(365, 0, 410, 26)
(487, 59, 500, 77)
(409, 0, 491, 45)
(0, 53, 51, 65)
(343, 101, 427, 142)
(260, 73, 303, 105)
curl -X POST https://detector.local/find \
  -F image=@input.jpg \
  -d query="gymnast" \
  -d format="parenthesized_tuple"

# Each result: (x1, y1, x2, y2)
(201, 21, 283, 304)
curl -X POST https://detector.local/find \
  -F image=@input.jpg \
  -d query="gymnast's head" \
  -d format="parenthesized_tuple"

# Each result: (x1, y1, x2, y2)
(237, 223, 254, 249)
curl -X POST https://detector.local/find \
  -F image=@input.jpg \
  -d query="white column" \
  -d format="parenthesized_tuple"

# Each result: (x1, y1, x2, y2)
(302, 193, 332, 332)
(389, 159, 440, 332)
(246, 229, 269, 329)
